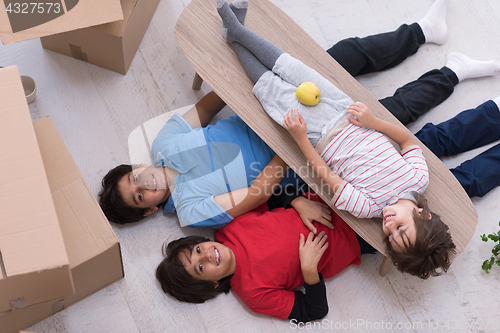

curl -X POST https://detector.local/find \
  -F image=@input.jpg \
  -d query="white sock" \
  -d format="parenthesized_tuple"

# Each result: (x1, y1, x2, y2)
(445, 52, 500, 82)
(493, 95, 500, 110)
(417, 0, 450, 44)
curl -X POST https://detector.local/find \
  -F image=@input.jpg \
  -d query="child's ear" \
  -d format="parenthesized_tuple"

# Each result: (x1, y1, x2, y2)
(417, 208, 431, 219)
(143, 206, 159, 217)
(214, 282, 219, 289)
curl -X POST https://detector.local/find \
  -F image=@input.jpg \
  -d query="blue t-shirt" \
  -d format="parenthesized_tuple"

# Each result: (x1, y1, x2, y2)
(151, 113, 299, 229)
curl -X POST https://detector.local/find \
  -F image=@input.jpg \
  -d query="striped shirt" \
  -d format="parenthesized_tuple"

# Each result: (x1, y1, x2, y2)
(322, 124, 429, 218)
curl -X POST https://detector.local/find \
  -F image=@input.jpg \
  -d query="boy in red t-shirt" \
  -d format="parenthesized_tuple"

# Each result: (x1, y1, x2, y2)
(156, 192, 364, 322)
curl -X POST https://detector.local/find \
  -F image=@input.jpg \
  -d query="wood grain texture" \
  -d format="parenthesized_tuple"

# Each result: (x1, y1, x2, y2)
(174, 0, 477, 255)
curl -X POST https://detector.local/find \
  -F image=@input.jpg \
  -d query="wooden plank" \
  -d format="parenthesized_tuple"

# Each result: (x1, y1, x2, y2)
(174, 0, 477, 256)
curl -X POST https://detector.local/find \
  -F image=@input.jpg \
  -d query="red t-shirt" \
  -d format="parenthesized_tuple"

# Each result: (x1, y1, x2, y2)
(214, 193, 361, 320)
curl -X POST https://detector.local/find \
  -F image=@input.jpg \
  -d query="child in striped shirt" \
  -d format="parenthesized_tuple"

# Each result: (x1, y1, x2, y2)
(283, 105, 430, 252)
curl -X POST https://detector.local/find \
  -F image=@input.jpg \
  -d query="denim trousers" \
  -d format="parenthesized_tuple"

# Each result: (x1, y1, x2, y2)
(327, 23, 500, 198)
(416, 101, 500, 198)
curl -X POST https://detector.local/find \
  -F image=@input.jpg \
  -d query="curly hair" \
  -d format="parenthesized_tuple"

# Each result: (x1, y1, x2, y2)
(156, 236, 233, 303)
(98, 164, 149, 224)
(385, 195, 456, 279)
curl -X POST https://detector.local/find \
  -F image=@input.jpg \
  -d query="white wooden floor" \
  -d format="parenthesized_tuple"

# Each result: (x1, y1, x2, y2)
(1, 0, 499, 332)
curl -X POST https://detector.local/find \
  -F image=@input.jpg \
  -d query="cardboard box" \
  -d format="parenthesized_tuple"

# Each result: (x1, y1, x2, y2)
(0, 66, 74, 314)
(40, 0, 161, 74)
(0, 116, 124, 333)
(0, 0, 123, 44)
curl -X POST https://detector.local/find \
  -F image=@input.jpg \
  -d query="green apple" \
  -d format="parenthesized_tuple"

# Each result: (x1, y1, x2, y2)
(295, 82, 321, 106)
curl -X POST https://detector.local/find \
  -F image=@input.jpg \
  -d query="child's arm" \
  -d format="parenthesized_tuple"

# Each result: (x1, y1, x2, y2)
(267, 184, 334, 234)
(283, 109, 344, 191)
(214, 154, 288, 218)
(182, 91, 227, 129)
(299, 231, 328, 285)
(291, 197, 333, 234)
(286, 231, 329, 322)
(346, 102, 415, 150)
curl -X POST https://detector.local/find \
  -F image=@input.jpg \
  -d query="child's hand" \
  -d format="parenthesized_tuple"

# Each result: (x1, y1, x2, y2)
(283, 108, 307, 142)
(291, 196, 333, 234)
(299, 231, 328, 284)
(346, 102, 379, 129)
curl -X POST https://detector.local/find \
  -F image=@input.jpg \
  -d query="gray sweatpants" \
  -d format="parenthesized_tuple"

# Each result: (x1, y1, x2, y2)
(252, 53, 353, 147)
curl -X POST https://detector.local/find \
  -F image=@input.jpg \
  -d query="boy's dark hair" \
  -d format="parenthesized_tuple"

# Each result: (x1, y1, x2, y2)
(156, 236, 233, 303)
(98, 164, 148, 224)
(385, 195, 456, 279)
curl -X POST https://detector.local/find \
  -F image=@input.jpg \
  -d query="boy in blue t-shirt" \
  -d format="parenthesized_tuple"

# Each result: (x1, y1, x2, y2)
(99, 91, 303, 228)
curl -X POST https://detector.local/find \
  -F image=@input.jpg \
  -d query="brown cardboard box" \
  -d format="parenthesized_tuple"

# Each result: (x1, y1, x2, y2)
(0, 66, 74, 314)
(40, 0, 161, 74)
(0, 0, 123, 44)
(0, 116, 124, 333)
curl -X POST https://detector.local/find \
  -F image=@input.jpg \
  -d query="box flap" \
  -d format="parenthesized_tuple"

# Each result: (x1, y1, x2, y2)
(0, 66, 68, 274)
(0, 66, 73, 313)
(33, 117, 120, 268)
(92, 0, 137, 37)
(0, 0, 124, 44)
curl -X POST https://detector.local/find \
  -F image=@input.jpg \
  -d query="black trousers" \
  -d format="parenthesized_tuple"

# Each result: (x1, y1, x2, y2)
(356, 233, 378, 255)
(327, 23, 458, 125)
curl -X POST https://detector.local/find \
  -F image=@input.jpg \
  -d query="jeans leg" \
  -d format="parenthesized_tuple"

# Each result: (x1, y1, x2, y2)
(416, 100, 500, 157)
(327, 23, 425, 76)
(450, 143, 500, 198)
(379, 67, 458, 125)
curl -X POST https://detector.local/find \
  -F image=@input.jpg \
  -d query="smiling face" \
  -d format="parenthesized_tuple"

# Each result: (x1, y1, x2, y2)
(382, 199, 422, 252)
(117, 165, 170, 216)
(179, 241, 236, 283)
